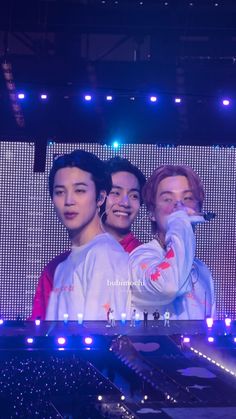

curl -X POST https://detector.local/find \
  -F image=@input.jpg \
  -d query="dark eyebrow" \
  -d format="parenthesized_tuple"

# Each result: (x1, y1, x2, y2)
(111, 184, 140, 193)
(160, 189, 193, 196)
(54, 182, 89, 189)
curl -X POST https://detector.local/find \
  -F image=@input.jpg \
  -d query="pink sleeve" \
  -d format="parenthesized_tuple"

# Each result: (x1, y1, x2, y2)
(30, 251, 70, 320)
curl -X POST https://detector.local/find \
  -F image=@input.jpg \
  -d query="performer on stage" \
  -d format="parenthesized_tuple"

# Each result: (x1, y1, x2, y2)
(129, 165, 215, 320)
(35, 149, 130, 321)
(31, 156, 145, 320)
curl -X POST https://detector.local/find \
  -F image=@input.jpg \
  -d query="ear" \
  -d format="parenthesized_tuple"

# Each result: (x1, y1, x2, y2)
(97, 191, 107, 207)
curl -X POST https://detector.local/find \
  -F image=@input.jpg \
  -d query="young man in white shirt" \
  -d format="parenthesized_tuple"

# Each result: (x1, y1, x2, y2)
(45, 150, 130, 321)
(129, 165, 215, 320)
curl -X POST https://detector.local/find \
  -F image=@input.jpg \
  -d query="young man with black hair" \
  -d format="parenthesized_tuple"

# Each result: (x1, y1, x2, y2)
(31, 155, 145, 320)
(32, 150, 129, 321)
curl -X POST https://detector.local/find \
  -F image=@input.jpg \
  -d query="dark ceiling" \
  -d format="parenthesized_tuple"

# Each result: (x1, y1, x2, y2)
(0, 0, 236, 145)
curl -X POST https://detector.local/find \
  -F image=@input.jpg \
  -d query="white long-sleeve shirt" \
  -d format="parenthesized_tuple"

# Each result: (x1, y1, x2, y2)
(129, 210, 215, 320)
(46, 233, 130, 321)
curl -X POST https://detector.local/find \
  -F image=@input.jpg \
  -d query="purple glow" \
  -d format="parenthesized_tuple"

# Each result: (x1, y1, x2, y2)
(208, 337, 214, 343)
(84, 337, 93, 345)
(35, 319, 41, 326)
(222, 99, 230, 106)
(27, 338, 34, 344)
(183, 337, 190, 343)
(234, 337, 236, 343)
(58, 337, 66, 345)
(0, 319, 3, 325)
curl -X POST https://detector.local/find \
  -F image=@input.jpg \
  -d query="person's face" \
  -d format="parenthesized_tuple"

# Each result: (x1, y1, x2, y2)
(153, 175, 199, 234)
(104, 171, 141, 237)
(52, 167, 104, 242)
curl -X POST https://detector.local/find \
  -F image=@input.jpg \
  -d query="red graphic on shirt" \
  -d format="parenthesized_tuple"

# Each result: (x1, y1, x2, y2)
(166, 248, 174, 259)
(150, 247, 175, 282)
(103, 303, 110, 313)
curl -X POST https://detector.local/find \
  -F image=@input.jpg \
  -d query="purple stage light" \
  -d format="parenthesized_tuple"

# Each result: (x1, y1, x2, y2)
(208, 337, 214, 343)
(174, 97, 182, 103)
(18, 93, 25, 99)
(57, 337, 66, 345)
(40, 94, 48, 100)
(106, 95, 113, 101)
(0, 319, 3, 325)
(35, 319, 41, 326)
(27, 338, 34, 344)
(183, 337, 190, 343)
(84, 337, 93, 345)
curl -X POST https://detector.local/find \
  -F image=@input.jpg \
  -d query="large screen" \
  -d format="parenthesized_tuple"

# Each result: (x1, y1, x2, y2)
(0, 141, 235, 320)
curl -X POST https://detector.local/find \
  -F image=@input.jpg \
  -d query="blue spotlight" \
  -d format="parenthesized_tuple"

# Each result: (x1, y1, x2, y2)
(84, 337, 93, 345)
(106, 95, 113, 101)
(0, 319, 3, 325)
(40, 93, 48, 100)
(208, 337, 214, 343)
(27, 338, 34, 344)
(183, 337, 190, 343)
(35, 319, 41, 326)
(84, 94, 92, 101)
(112, 141, 120, 148)
(18, 93, 25, 100)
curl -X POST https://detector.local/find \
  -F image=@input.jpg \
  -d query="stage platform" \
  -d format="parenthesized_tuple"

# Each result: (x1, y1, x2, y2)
(0, 319, 234, 337)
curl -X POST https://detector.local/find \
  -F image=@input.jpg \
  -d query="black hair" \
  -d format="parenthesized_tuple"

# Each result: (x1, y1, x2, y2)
(49, 149, 112, 199)
(105, 156, 146, 203)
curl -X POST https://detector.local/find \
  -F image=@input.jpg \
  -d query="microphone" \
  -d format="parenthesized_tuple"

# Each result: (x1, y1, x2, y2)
(202, 212, 216, 221)
(190, 211, 216, 225)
